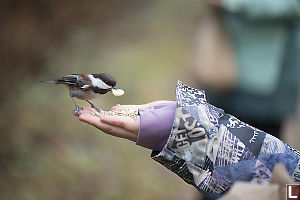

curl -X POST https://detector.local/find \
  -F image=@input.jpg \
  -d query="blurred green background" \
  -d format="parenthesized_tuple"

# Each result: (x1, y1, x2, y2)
(0, 1, 205, 199)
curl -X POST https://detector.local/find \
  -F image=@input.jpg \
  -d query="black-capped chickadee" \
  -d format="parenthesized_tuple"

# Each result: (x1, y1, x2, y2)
(41, 73, 124, 114)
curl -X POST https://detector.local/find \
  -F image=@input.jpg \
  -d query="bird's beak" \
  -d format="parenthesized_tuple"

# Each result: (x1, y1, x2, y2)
(111, 86, 117, 92)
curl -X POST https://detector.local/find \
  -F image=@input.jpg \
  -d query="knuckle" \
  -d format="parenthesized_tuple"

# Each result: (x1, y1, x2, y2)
(106, 126, 113, 133)
(118, 121, 126, 128)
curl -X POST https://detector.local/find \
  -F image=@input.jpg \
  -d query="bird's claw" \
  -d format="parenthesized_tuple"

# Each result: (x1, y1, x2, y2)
(86, 100, 102, 112)
(72, 107, 83, 116)
(90, 105, 101, 112)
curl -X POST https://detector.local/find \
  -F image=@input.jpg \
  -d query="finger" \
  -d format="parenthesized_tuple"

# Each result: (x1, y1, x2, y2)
(111, 105, 140, 111)
(78, 111, 138, 141)
(94, 122, 137, 142)
(110, 104, 155, 111)
(111, 101, 174, 111)
(81, 107, 97, 112)
(78, 111, 101, 126)
(100, 115, 140, 133)
(80, 113, 137, 141)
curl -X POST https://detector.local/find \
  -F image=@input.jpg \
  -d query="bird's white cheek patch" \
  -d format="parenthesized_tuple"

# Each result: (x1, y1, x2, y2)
(112, 89, 125, 96)
(88, 74, 111, 89)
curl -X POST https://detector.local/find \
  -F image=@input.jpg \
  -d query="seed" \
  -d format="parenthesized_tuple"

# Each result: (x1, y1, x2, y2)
(90, 109, 139, 120)
(112, 89, 125, 96)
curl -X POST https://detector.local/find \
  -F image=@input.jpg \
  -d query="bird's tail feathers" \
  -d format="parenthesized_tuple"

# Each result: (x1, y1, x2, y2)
(40, 76, 77, 85)
(40, 80, 59, 84)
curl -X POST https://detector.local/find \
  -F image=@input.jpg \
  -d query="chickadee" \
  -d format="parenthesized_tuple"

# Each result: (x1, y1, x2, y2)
(41, 73, 124, 114)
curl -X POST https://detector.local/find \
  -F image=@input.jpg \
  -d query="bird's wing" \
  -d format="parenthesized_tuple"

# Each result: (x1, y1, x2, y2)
(56, 74, 92, 90)
(78, 74, 93, 90)
(80, 84, 92, 90)
(56, 74, 79, 85)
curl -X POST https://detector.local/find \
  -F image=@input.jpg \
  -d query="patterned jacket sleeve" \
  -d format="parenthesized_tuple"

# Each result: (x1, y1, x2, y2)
(151, 81, 300, 199)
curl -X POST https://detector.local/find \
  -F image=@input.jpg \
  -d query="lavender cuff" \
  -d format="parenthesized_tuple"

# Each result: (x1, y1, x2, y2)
(136, 102, 176, 151)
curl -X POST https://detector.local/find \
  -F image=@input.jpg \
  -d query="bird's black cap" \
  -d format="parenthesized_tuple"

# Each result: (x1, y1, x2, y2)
(92, 73, 116, 87)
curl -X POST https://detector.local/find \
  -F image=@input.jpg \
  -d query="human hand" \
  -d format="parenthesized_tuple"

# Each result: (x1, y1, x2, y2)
(110, 100, 175, 111)
(78, 107, 140, 142)
(77, 101, 174, 142)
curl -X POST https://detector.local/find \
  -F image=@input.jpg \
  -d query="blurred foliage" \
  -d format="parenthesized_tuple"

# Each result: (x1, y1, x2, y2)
(0, 1, 204, 199)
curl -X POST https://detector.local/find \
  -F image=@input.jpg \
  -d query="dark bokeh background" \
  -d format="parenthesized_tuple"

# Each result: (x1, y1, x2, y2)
(0, 1, 205, 199)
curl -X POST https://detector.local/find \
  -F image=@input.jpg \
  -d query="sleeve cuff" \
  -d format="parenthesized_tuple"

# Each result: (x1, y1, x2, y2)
(136, 102, 176, 151)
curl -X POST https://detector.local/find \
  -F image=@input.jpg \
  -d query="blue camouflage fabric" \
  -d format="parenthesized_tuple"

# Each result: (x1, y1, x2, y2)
(151, 81, 300, 199)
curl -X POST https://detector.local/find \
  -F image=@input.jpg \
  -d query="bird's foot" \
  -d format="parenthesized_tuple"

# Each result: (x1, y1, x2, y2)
(86, 100, 102, 112)
(90, 104, 102, 112)
(72, 106, 83, 116)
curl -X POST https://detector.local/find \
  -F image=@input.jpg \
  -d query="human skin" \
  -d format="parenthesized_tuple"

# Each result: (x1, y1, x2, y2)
(77, 101, 174, 142)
